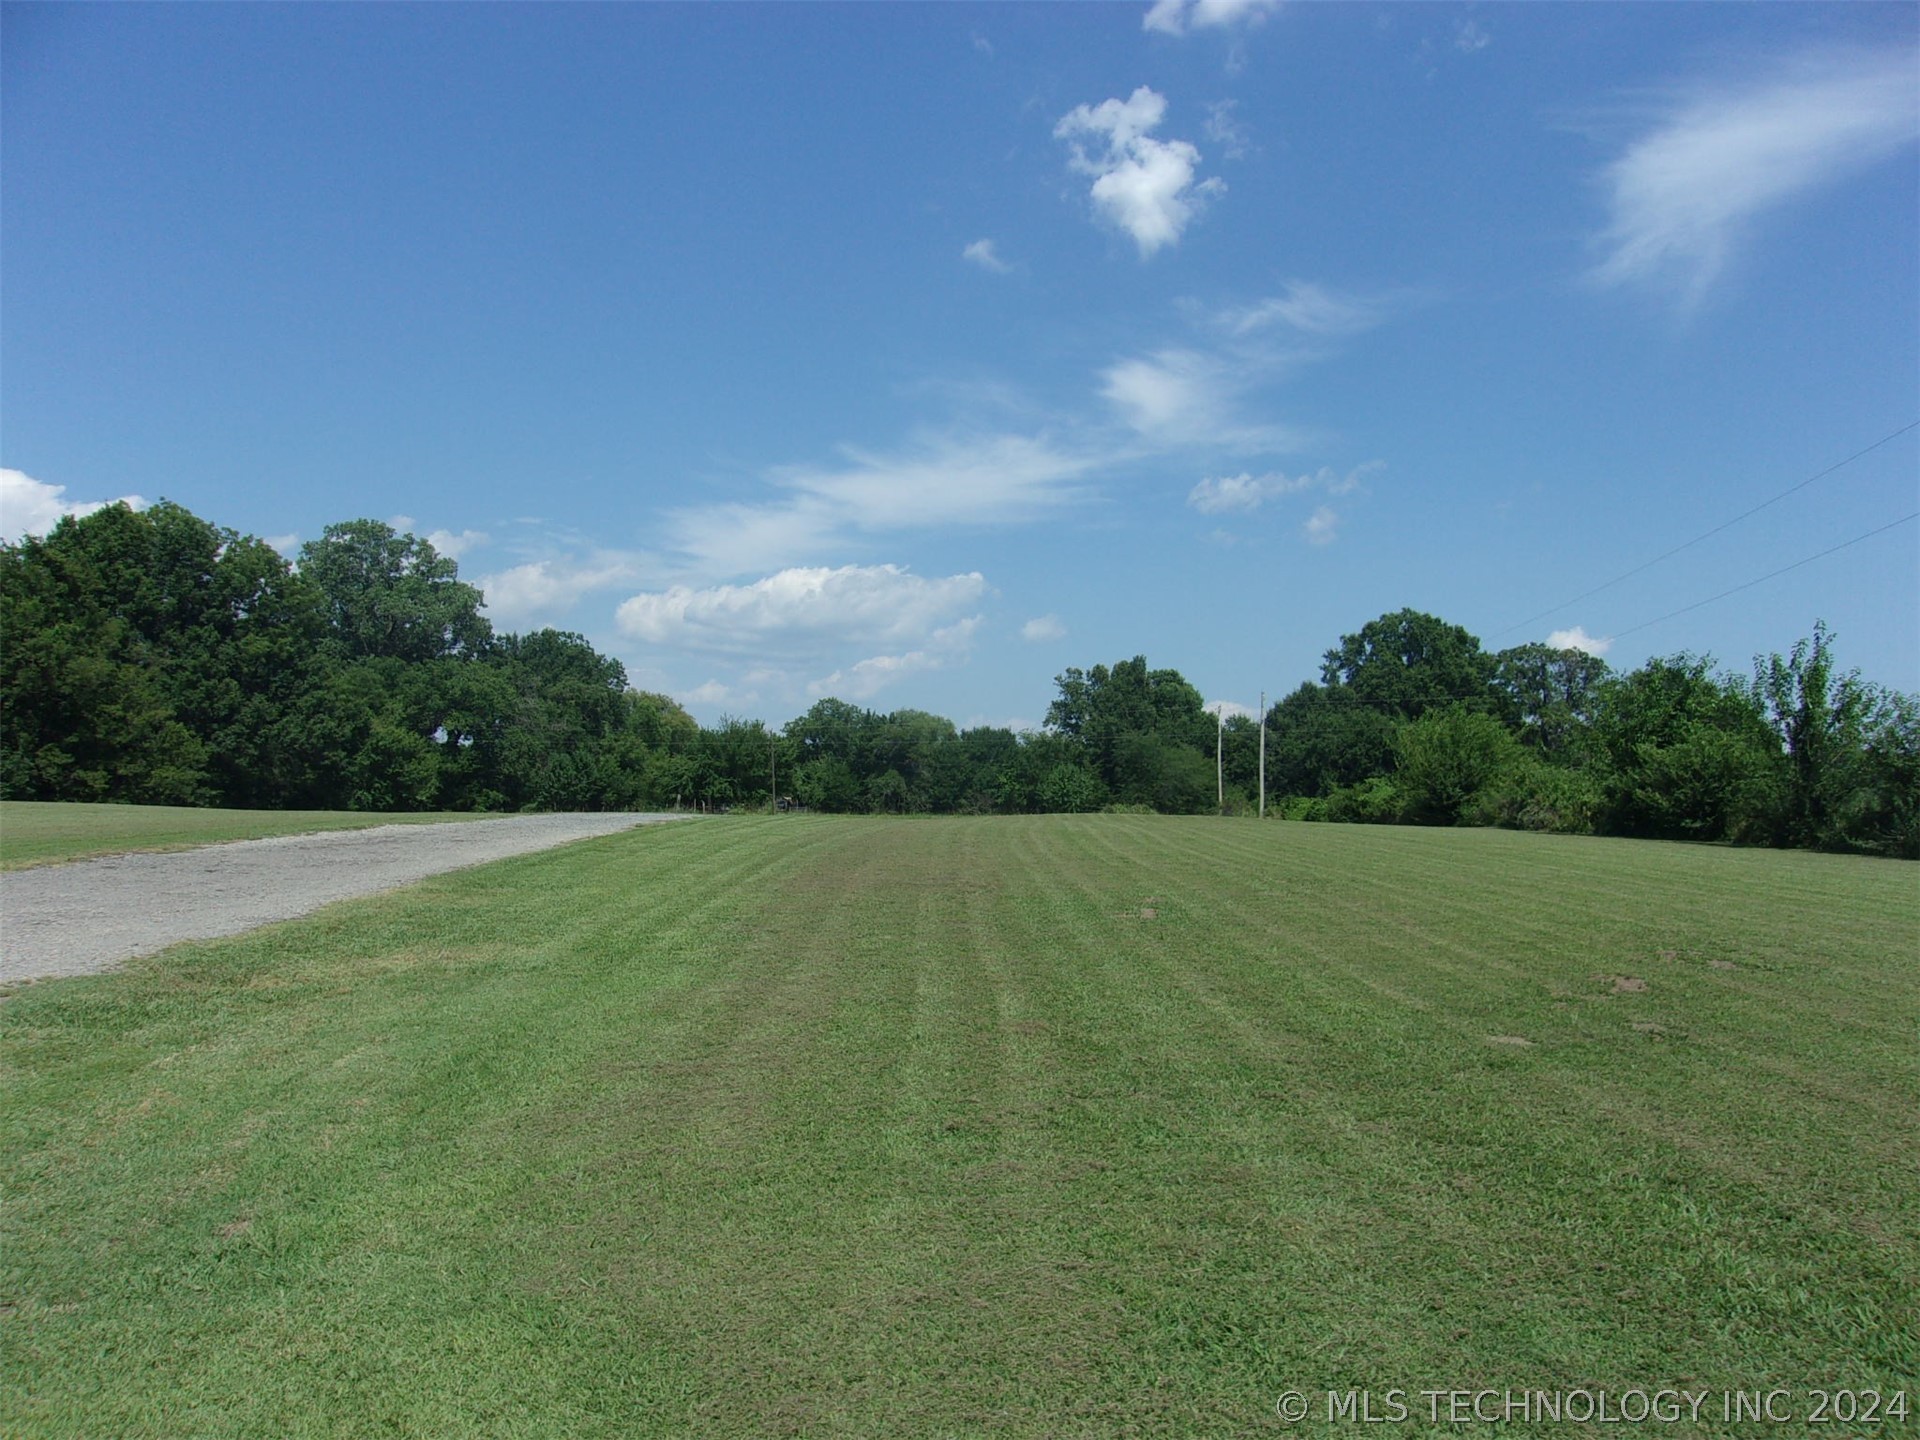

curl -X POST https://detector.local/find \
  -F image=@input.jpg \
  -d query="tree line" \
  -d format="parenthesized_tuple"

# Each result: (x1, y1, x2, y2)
(3, 501, 1913, 857)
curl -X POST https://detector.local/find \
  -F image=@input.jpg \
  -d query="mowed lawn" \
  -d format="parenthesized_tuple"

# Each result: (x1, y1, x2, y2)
(2, 817, 1914, 1438)
(0, 800, 498, 871)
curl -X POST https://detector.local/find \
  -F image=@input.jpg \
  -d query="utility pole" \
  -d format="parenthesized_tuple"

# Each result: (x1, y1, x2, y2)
(1258, 690, 1266, 820)
(1216, 706, 1224, 815)
(769, 734, 777, 813)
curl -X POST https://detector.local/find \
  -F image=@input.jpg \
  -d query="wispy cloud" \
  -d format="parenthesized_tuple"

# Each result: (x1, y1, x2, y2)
(1187, 470, 1312, 514)
(1217, 280, 1394, 338)
(1021, 614, 1067, 643)
(1190, 462, 1380, 530)
(808, 616, 980, 703)
(1143, 0, 1279, 37)
(1591, 48, 1919, 304)
(1101, 348, 1303, 453)
(1546, 625, 1613, 657)
(1454, 18, 1491, 54)
(1204, 100, 1251, 160)
(0, 468, 145, 542)
(668, 432, 1097, 577)
(1055, 87, 1224, 257)
(962, 238, 1012, 273)
(617, 563, 986, 658)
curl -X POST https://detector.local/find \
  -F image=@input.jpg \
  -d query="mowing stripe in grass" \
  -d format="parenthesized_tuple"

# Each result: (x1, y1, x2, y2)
(3, 816, 1914, 1437)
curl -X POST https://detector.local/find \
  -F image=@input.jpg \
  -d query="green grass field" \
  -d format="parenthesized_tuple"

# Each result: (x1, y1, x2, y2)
(3, 816, 1914, 1437)
(0, 800, 498, 870)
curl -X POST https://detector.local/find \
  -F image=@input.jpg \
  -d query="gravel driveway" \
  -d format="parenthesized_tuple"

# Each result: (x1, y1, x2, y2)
(0, 812, 692, 983)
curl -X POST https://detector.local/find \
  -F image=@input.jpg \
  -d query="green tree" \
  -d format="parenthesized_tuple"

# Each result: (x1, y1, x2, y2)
(299, 521, 491, 664)
(1492, 643, 1611, 757)
(1392, 705, 1527, 825)
(1262, 683, 1397, 799)
(1589, 656, 1783, 842)
(1321, 609, 1497, 720)
(1747, 622, 1878, 850)
(1046, 655, 1210, 804)
(0, 501, 329, 806)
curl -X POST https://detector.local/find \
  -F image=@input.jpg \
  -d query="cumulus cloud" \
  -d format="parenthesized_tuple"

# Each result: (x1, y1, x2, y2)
(0, 469, 145, 542)
(1303, 504, 1339, 545)
(1143, 0, 1279, 36)
(425, 528, 488, 561)
(476, 554, 644, 627)
(264, 533, 301, 557)
(1021, 614, 1067, 643)
(962, 238, 1012, 273)
(1592, 48, 1919, 303)
(1546, 626, 1614, 657)
(1219, 280, 1393, 337)
(808, 617, 981, 702)
(617, 563, 986, 658)
(1204, 699, 1256, 719)
(1055, 87, 1224, 256)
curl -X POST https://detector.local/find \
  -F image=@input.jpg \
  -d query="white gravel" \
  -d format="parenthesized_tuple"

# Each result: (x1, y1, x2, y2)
(0, 812, 693, 984)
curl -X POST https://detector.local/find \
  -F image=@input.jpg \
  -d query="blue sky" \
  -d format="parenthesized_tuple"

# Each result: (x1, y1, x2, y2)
(4, 1, 1916, 728)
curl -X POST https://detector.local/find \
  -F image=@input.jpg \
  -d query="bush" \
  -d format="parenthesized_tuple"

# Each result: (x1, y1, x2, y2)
(1318, 775, 1403, 824)
(1468, 757, 1601, 834)
(1393, 705, 1526, 825)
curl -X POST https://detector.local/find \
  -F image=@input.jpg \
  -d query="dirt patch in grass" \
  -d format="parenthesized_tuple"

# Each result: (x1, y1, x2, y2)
(1611, 975, 1648, 993)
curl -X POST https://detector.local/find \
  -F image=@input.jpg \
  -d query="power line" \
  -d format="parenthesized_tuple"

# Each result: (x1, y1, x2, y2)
(1610, 512, 1919, 642)
(1494, 419, 1920, 640)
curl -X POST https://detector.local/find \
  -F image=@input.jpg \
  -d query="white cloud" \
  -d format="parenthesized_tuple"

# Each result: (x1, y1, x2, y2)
(1193, 462, 1379, 517)
(1546, 626, 1614, 657)
(1204, 699, 1255, 719)
(264, 533, 301, 557)
(477, 554, 644, 628)
(425, 528, 488, 561)
(1055, 87, 1224, 257)
(1220, 280, 1391, 337)
(1104, 349, 1217, 435)
(808, 617, 980, 702)
(683, 678, 746, 708)
(669, 432, 1096, 576)
(1021, 614, 1067, 643)
(617, 563, 987, 657)
(1204, 100, 1251, 160)
(1187, 470, 1312, 514)
(1454, 18, 1491, 54)
(1324, 459, 1384, 495)
(0, 469, 145, 542)
(1303, 504, 1339, 545)
(1592, 48, 1919, 303)
(1143, 0, 1279, 36)
(1102, 348, 1302, 452)
(962, 238, 1012, 273)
